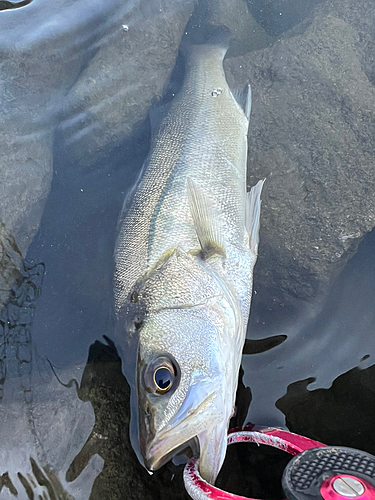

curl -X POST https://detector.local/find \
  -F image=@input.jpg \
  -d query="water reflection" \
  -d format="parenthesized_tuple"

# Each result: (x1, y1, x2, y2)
(245, 228, 375, 428)
(0, 262, 100, 498)
(0, 220, 23, 312)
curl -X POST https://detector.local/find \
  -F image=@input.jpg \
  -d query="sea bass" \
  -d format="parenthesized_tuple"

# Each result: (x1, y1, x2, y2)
(114, 26, 263, 484)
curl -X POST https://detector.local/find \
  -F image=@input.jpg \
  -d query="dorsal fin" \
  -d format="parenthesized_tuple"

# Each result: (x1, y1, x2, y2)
(232, 83, 252, 121)
(187, 178, 226, 259)
(246, 179, 265, 254)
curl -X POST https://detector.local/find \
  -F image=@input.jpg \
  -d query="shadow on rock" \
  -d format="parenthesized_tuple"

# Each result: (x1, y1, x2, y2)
(71, 336, 190, 500)
(71, 332, 286, 498)
(276, 362, 375, 455)
(215, 335, 288, 499)
(247, 0, 325, 36)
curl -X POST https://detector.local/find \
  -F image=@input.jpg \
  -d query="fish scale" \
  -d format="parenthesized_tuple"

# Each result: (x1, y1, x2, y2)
(114, 27, 263, 485)
(115, 44, 248, 310)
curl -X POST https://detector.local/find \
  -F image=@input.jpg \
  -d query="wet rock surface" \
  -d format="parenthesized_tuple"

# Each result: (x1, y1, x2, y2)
(56, 0, 195, 170)
(1, 0, 375, 497)
(246, 0, 325, 36)
(225, 0, 375, 321)
(0, 262, 99, 499)
(276, 362, 375, 456)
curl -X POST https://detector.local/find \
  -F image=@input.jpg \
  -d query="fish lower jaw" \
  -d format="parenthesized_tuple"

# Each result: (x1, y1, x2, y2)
(144, 392, 220, 470)
(145, 437, 197, 472)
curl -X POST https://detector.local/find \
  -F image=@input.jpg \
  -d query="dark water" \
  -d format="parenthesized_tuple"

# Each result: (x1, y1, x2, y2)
(1, 0, 375, 498)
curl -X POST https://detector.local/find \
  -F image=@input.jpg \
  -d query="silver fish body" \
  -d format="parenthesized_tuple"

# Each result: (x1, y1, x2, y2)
(114, 31, 263, 484)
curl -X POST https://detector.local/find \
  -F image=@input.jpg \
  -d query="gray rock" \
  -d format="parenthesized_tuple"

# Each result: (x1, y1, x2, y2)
(245, 0, 325, 36)
(56, 0, 195, 169)
(0, 220, 22, 311)
(226, 3, 375, 317)
(0, 0, 90, 307)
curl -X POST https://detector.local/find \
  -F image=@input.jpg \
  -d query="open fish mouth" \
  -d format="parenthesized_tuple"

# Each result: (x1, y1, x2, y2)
(143, 385, 229, 483)
(145, 390, 217, 466)
(145, 437, 199, 471)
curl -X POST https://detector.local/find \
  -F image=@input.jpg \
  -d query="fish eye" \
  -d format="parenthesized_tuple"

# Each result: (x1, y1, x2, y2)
(143, 356, 179, 395)
(153, 366, 173, 393)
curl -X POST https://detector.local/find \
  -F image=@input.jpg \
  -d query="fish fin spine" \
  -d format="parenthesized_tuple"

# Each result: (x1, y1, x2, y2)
(232, 83, 252, 122)
(245, 179, 265, 254)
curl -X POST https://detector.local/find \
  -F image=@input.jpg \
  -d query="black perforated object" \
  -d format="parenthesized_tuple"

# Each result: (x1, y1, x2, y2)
(282, 446, 375, 500)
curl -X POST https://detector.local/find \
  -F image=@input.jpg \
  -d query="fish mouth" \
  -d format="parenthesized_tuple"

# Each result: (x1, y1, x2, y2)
(143, 383, 228, 483)
(145, 436, 199, 471)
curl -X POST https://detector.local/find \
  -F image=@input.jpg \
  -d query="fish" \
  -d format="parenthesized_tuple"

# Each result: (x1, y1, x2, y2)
(114, 24, 263, 484)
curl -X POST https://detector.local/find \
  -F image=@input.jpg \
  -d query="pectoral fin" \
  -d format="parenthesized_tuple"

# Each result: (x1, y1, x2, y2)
(246, 179, 265, 254)
(187, 179, 226, 259)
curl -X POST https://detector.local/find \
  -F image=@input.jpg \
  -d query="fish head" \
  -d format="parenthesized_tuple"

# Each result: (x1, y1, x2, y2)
(137, 299, 240, 484)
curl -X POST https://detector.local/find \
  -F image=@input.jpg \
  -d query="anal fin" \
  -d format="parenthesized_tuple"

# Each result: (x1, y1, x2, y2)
(246, 179, 265, 254)
(187, 179, 226, 259)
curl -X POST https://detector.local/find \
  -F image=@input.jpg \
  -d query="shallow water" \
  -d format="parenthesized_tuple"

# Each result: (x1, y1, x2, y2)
(1, 0, 375, 498)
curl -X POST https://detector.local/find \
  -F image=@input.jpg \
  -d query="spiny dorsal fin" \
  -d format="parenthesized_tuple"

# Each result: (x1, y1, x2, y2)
(187, 178, 226, 259)
(245, 179, 265, 255)
(232, 83, 252, 121)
